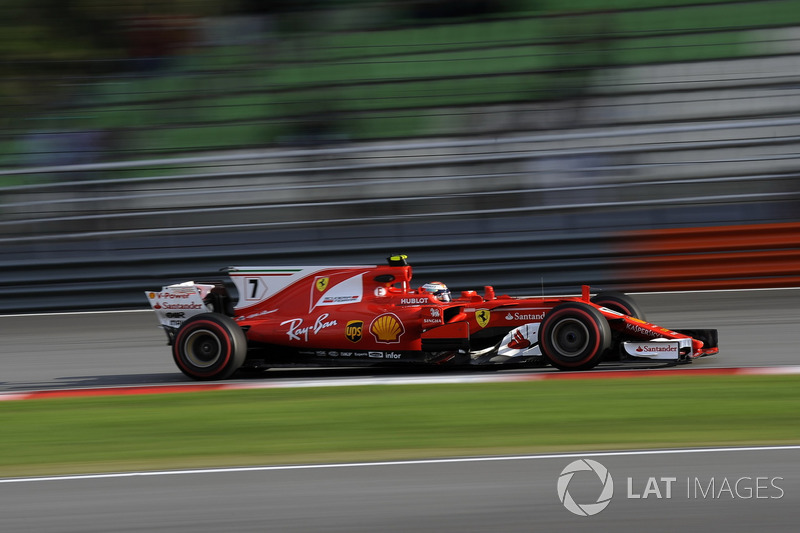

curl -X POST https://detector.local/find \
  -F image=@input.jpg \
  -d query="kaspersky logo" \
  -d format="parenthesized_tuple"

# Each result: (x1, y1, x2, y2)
(557, 459, 614, 516)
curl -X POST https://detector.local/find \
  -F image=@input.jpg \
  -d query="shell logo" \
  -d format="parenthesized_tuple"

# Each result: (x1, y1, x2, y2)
(369, 313, 405, 343)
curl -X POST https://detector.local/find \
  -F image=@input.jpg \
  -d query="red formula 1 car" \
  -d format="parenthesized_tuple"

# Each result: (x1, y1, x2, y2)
(145, 255, 718, 380)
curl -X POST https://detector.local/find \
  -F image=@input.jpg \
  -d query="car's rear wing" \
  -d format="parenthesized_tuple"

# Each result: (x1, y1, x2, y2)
(145, 281, 214, 332)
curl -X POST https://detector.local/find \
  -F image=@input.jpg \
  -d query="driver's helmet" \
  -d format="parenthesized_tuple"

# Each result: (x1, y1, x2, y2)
(422, 281, 451, 302)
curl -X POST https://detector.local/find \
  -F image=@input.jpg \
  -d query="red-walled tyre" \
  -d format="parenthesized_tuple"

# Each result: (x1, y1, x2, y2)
(591, 290, 646, 321)
(172, 313, 247, 380)
(539, 303, 612, 371)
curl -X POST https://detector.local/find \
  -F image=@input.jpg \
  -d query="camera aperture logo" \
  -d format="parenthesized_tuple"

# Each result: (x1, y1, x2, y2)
(557, 459, 614, 517)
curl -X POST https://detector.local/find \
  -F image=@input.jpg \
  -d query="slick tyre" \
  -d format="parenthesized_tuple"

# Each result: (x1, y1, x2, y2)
(172, 313, 247, 380)
(539, 303, 611, 371)
(591, 291, 646, 321)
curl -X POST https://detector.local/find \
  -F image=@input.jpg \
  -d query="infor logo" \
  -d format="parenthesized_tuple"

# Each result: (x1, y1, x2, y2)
(557, 459, 614, 517)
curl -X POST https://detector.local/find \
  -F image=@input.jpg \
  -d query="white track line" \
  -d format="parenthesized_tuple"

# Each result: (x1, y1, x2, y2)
(2, 445, 800, 484)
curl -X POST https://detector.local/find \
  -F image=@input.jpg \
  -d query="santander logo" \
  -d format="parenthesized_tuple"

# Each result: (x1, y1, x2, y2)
(507, 329, 531, 349)
(637, 344, 678, 353)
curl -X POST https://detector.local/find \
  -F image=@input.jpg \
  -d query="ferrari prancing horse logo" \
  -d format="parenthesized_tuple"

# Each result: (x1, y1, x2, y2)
(315, 277, 329, 292)
(476, 309, 491, 328)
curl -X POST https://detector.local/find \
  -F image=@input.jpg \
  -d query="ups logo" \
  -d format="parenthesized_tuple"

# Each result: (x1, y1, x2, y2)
(345, 320, 363, 342)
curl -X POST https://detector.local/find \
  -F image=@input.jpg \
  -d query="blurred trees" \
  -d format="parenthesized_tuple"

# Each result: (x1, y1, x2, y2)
(0, 0, 527, 136)
(1, 0, 226, 119)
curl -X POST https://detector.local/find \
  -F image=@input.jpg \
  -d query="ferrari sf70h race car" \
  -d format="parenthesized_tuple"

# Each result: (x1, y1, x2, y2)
(145, 255, 719, 380)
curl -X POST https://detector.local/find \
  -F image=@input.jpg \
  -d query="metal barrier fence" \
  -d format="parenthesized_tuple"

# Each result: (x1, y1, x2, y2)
(2, 112, 800, 312)
(3, 115, 800, 240)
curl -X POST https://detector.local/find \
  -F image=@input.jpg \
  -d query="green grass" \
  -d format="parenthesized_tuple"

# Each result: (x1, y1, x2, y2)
(1, 375, 799, 477)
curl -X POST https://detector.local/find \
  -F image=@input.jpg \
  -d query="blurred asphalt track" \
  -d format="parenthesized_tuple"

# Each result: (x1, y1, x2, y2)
(1, 448, 799, 532)
(1, 288, 799, 392)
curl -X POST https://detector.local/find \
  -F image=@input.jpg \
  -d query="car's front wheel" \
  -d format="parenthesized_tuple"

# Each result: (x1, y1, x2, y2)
(591, 290, 646, 321)
(539, 303, 611, 371)
(172, 313, 247, 380)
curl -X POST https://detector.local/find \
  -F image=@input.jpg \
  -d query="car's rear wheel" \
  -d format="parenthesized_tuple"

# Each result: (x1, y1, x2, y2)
(591, 291, 646, 321)
(539, 303, 611, 371)
(172, 313, 247, 380)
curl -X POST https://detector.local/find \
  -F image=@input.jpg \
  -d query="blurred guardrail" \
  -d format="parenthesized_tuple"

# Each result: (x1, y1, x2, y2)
(619, 222, 800, 291)
(3, 115, 800, 240)
(2, 114, 800, 312)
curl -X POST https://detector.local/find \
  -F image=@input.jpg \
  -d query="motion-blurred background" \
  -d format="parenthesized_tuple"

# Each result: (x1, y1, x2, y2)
(2, 0, 800, 312)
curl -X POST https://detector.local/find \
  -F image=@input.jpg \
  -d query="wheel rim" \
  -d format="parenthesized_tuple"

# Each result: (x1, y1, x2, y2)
(550, 318, 590, 357)
(183, 329, 223, 368)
